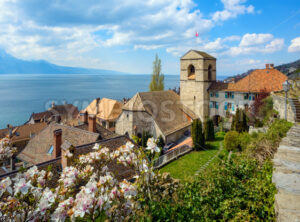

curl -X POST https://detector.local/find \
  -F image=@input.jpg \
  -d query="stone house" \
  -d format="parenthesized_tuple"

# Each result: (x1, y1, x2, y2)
(27, 103, 79, 124)
(180, 50, 287, 123)
(80, 98, 122, 132)
(115, 90, 197, 144)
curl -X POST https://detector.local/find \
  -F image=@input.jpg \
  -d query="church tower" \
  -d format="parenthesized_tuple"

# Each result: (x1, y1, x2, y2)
(180, 50, 216, 121)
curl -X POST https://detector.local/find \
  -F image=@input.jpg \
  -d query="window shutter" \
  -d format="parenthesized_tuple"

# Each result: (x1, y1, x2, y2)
(216, 92, 219, 98)
(216, 102, 219, 109)
(224, 102, 228, 110)
(231, 93, 234, 99)
(232, 103, 235, 111)
(210, 102, 213, 108)
(225, 93, 228, 98)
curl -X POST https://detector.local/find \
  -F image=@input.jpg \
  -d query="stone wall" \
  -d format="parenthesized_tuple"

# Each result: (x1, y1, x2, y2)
(165, 125, 191, 144)
(272, 94, 296, 123)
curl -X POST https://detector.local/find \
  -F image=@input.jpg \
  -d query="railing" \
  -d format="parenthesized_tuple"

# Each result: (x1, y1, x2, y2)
(152, 145, 193, 169)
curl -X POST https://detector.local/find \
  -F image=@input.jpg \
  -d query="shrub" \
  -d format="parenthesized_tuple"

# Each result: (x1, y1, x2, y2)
(132, 135, 141, 145)
(204, 119, 215, 141)
(239, 132, 251, 151)
(224, 131, 240, 151)
(142, 130, 152, 147)
(192, 119, 205, 150)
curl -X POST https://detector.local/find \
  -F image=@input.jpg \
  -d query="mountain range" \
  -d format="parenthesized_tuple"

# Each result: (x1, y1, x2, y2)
(0, 50, 124, 74)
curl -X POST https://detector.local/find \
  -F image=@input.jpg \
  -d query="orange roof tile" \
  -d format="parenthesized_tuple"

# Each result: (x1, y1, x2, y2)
(210, 68, 287, 93)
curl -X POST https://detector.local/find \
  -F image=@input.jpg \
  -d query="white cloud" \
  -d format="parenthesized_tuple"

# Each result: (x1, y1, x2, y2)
(288, 37, 300, 52)
(212, 0, 255, 22)
(226, 33, 284, 56)
(240, 33, 273, 46)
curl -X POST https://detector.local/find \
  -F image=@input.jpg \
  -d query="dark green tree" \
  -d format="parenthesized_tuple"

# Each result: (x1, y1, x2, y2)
(192, 119, 205, 151)
(204, 119, 215, 141)
(149, 54, 164, 91)
(231, 108, 249, 133)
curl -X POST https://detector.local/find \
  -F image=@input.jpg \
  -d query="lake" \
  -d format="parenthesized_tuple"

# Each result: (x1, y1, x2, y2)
(0, 74, 227, 128)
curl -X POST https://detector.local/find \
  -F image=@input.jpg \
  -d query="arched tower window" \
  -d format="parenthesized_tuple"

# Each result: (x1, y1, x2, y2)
(208, 64, 212, 81)
(188, 64, 195, 80)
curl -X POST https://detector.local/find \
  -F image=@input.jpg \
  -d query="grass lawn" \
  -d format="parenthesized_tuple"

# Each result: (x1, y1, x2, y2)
(159, 132, 225, 181)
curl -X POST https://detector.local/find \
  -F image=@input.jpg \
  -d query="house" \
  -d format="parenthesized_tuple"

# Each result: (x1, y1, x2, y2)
(27, 102, 79, 124)
(0, 122, 48, 152)
(80, 98, 122, 132)
(115, 90, 197, 144)
(179, 50, 288, 122)
(77, 112, 117, 140)
(17, 122, 100, 166)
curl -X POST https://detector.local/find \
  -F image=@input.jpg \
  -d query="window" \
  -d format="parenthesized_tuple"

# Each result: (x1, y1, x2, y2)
(47, 145, 54, 154)
(215, 92, 219, 98)
(188, 64, 195, 80)
(244, 93, 249, 100)
(224, 102, 228, 110)
(208, 64, 212, 81)
(225, 92, 234, 99)
(210, 92, 214, 97)
(210, 101, 218, 109)
(232, 102, 235, 111)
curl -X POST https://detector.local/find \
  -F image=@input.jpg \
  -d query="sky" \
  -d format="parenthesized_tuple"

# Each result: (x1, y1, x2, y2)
(0, 0, 299, 76)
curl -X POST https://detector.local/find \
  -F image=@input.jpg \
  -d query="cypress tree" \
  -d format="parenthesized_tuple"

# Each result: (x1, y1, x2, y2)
(192, 119, 205, 151)
(149, 54, 164, 91)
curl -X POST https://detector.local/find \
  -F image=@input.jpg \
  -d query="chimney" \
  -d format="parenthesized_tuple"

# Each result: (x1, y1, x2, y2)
(53, 129, 62, 158)
(51, 101, 55, 108)
(80, 111, 88, 124)
(96, 98, 100, 114)
(265, 64, 270, 69)
(270, 64, 274, 69)
(88, 115, 96, 133)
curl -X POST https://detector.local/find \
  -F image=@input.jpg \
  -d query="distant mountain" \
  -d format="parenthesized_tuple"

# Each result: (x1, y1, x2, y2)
(223, 58, 300, 83)
(0, 50, 124, 74)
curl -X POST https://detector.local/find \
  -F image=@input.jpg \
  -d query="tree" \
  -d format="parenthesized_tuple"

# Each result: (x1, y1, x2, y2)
(192, 119, 205, 151)
(231, 108, 249, 133)
(149, 54, 164, 91)
(204, 119, 215, 141)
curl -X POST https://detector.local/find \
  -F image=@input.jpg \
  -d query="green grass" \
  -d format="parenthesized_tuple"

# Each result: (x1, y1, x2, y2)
(159, 132, 225, 181)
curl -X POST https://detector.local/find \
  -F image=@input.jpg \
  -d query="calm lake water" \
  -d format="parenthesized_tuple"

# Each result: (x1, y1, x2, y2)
(0, 74, 227, 129)
(0, 74, 180, 128)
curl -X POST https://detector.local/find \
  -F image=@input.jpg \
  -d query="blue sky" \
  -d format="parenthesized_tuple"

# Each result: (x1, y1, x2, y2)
(0, 0, 299, 76)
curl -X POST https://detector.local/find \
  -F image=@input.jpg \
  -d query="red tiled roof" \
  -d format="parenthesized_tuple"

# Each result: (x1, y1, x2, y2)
(210, 68, 287, 93)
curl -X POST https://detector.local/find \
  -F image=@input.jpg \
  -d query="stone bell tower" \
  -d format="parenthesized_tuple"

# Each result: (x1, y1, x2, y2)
(180, 50, 216, 121)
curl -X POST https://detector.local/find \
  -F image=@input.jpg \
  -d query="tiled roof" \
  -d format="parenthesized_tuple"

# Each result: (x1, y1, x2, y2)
(10, 123, 48, 142)
(81, 98, 122, 121)
(50, 104, 79, 119)
(209, 68, 287, 93)
(2, 136, 137, 186)
(123, 90, 197, 136)
(0, 123, 47, 142)
(17, 123, 100, 165)
(31, 111, 53, 121)
(75, 123, 118, 140)
(181, 50, 216, 59)
(31, 104, 79, 121)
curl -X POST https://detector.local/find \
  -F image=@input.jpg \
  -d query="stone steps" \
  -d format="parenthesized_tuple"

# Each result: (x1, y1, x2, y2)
(273, 125, 300, 221)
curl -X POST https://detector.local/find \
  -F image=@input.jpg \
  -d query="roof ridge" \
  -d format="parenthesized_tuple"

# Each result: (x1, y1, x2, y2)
(52, 123, 100, 136)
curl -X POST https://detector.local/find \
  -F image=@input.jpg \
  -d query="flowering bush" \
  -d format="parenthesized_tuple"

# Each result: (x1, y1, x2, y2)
(0, 138, 171, 221)
(0, 137, 17, 161)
